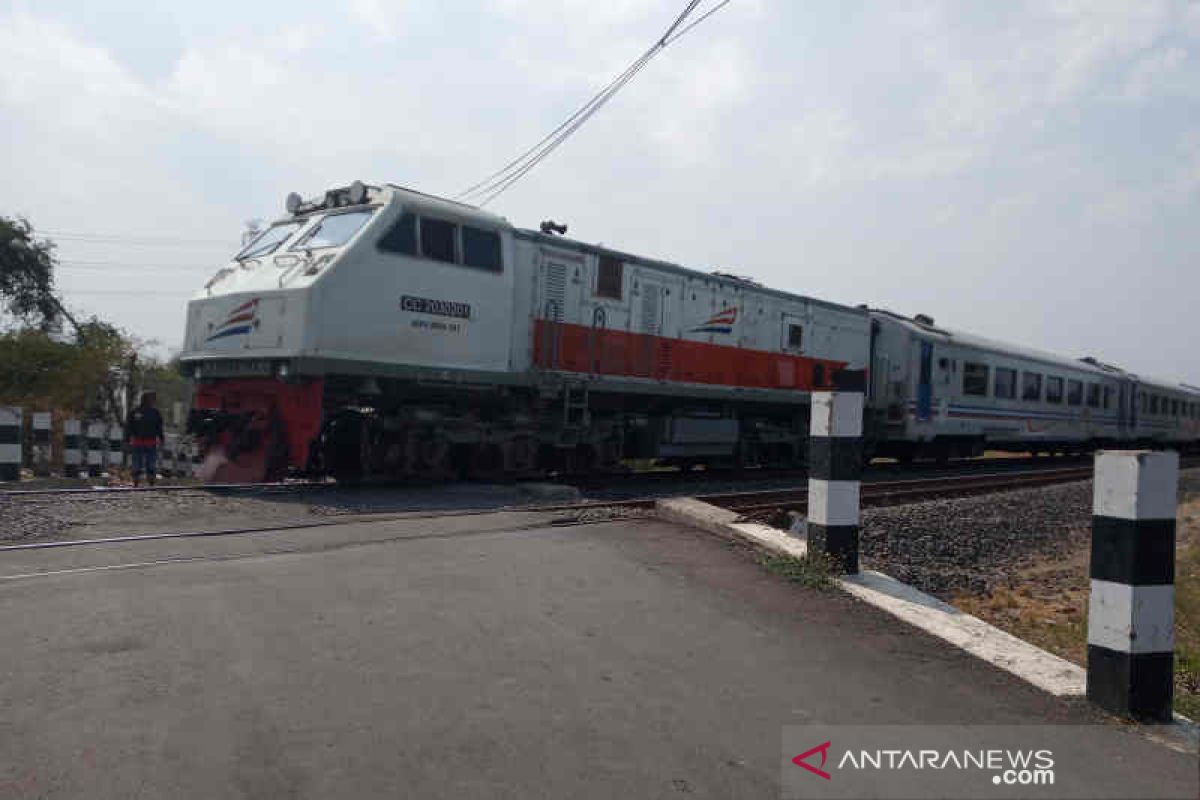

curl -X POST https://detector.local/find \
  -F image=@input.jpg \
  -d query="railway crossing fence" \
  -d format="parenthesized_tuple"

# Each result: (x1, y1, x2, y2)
(0, 405, 198, 482)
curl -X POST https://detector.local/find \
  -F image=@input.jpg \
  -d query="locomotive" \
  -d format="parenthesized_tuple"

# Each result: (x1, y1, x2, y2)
(179, 181, 1199, 481)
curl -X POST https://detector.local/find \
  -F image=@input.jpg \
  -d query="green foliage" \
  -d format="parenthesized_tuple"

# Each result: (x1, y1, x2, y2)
(137, 356, 192, 418)
(0, 217, 60, 330)
(759, 550, 839, 590)
(0, 327, 125, 412)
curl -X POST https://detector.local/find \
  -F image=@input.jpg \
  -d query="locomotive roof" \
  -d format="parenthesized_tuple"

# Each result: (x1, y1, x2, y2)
(512, 227, 865, 317)
(872, 309, 1200, 395)
(382, 183, 856, 317)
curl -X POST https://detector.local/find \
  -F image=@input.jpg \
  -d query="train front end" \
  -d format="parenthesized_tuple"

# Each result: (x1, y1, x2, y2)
(178, 182, 382, 481)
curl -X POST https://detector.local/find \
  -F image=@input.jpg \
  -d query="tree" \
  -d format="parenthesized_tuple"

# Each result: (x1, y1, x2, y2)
(0, 216, 60, 331)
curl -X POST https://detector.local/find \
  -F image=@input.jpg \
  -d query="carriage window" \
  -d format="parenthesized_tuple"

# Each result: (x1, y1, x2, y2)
(1067, 380, 1083, 406)
(1021, 372, 1042, 401)
(1086, 383, 1101, 408)
(419, 217, 456, 263)
(787, 324, 803, 350)
(1046, 376, 1064, 404)
(1171, 399, 1180, 416)
(994, 367, 1017, 399)
(1150, 395, 1160, 414)
(462, 225, 502, 271)
(963, 362, 989, 396)
(1103, 386, 1112, 410)
(596, 256, 623, 299)
(378, 212, 417, 255)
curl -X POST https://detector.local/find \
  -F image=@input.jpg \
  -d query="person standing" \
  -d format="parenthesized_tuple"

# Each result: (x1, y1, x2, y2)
(125, 391, 164, 487)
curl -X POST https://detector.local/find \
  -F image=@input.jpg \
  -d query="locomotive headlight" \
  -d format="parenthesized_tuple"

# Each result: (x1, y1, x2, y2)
(286, 192, 303, 214)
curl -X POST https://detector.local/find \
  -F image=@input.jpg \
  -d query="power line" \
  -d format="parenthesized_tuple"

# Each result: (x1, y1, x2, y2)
(456, 0, 732, 207)
(59, 289, 195, 297)
(59, 259, 213, 270)
(38, 230, 233, 246)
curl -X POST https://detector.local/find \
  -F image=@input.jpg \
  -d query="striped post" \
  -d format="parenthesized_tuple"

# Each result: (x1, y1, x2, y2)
(32, 412, 52, 476)
(163, 433, 178, 477)
(63, 419, 83, 478)
(807, 372, 865, 573)
(86, 421, 106, 477)
(107, 424, 124, 469)
(0, 406, 21, 481)
(1087, 450, 1178, 722)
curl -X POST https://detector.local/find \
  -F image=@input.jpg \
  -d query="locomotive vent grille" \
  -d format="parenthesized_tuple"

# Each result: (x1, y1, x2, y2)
(544, 261, 567, 321)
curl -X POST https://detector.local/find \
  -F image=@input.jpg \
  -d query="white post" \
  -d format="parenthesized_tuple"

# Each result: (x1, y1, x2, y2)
(32, 411, 52, 476)
(807, 372, 866, 573)
(0, 406, 21, 481)
(1087, 450, 1178, 722)
(86, 421, 107, 477)
(63, 419, 83, 478)
(107, 423, 124, 469)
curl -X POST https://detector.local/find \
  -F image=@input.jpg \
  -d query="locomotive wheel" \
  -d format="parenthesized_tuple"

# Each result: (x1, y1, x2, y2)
(467, 443, 506, 482)
(505, 436, 539, 476)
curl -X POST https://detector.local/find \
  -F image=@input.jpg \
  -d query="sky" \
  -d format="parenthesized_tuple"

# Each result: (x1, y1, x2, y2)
(0, 0, 1197, 384)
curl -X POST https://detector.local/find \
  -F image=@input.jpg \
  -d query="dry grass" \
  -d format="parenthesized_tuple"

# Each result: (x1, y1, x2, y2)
(951, 479, 1200, 718)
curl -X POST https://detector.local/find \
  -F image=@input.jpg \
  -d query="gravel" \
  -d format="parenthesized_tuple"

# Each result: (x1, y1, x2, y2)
(858, 467, 1200, 599)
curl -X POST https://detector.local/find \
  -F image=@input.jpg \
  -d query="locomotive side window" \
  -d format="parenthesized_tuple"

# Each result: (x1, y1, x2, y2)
(462, 225, 502, 272)
(1021, 372, 1042, 401)
(963, 362, 989, 396)
(420, 217, 456, 263)
(787, 324, 803, 349)
(378, 212, 417, 255)
(1067, 380, 1083, 406)
(596, 256, 623, 299)
(1086, 383, 1101, 408)
(1046, 376, 1064, 404)
(994, 367, 1017, 399)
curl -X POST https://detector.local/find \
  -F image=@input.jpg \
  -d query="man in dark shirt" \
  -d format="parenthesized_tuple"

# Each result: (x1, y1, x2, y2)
(125, 391, 165, 486)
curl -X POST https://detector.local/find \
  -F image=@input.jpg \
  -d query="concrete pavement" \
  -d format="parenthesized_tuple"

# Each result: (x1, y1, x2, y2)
(1, 512, 1196, 798)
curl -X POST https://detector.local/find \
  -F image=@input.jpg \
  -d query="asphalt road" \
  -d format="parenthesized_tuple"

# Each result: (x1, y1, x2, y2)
(0, 512, 1195, 798)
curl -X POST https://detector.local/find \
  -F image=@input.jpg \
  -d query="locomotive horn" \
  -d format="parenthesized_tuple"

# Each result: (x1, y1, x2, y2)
(540, 220, 568, 235)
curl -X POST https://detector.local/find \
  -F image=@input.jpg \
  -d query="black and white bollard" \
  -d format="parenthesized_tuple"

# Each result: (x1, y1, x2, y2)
(163, 433, 178, 477)
(32, 412, 52, 476)
(86, 421, 107, 478)
(0, 406, 21, 481)
(107, 424, 124, 470)
(63, 419, 83, 478)
(807, 373, 865, 573)
(1087, 450, 1178, 722)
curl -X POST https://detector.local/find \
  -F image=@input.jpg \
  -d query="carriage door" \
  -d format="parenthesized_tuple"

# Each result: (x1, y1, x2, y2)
(916, 341, 934, 421)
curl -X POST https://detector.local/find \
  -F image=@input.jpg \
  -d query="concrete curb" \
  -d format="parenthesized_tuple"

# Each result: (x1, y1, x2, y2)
(655, 496, 1086, 698)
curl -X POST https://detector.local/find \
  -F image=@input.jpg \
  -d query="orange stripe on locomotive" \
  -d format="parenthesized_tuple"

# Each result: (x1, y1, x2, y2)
(533, 319, 846, 390)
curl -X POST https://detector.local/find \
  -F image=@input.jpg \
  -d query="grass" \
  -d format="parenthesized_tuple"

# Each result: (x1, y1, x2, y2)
(759, 550, 839, 591)
(952, 489, 1200, 718)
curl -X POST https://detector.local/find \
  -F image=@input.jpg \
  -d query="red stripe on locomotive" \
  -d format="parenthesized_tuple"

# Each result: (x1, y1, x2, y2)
(533, 319, 845, 390)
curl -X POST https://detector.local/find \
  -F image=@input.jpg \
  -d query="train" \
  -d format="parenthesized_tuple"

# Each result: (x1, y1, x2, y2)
(178, 181, 1199, 481)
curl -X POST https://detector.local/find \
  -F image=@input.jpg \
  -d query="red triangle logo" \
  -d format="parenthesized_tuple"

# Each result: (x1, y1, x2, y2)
(792, 741, 832, 780)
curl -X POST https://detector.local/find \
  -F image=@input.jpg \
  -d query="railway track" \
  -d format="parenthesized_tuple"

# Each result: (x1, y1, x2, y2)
(704, 466, 1097, 518)
(0, 453, 1106, 501)
(2, 457, 1194, 555)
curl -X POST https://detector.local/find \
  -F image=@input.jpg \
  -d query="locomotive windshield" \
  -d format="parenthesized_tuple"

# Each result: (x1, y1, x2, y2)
(290, 209, 375, 250)
(236, 221, 302, 260)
